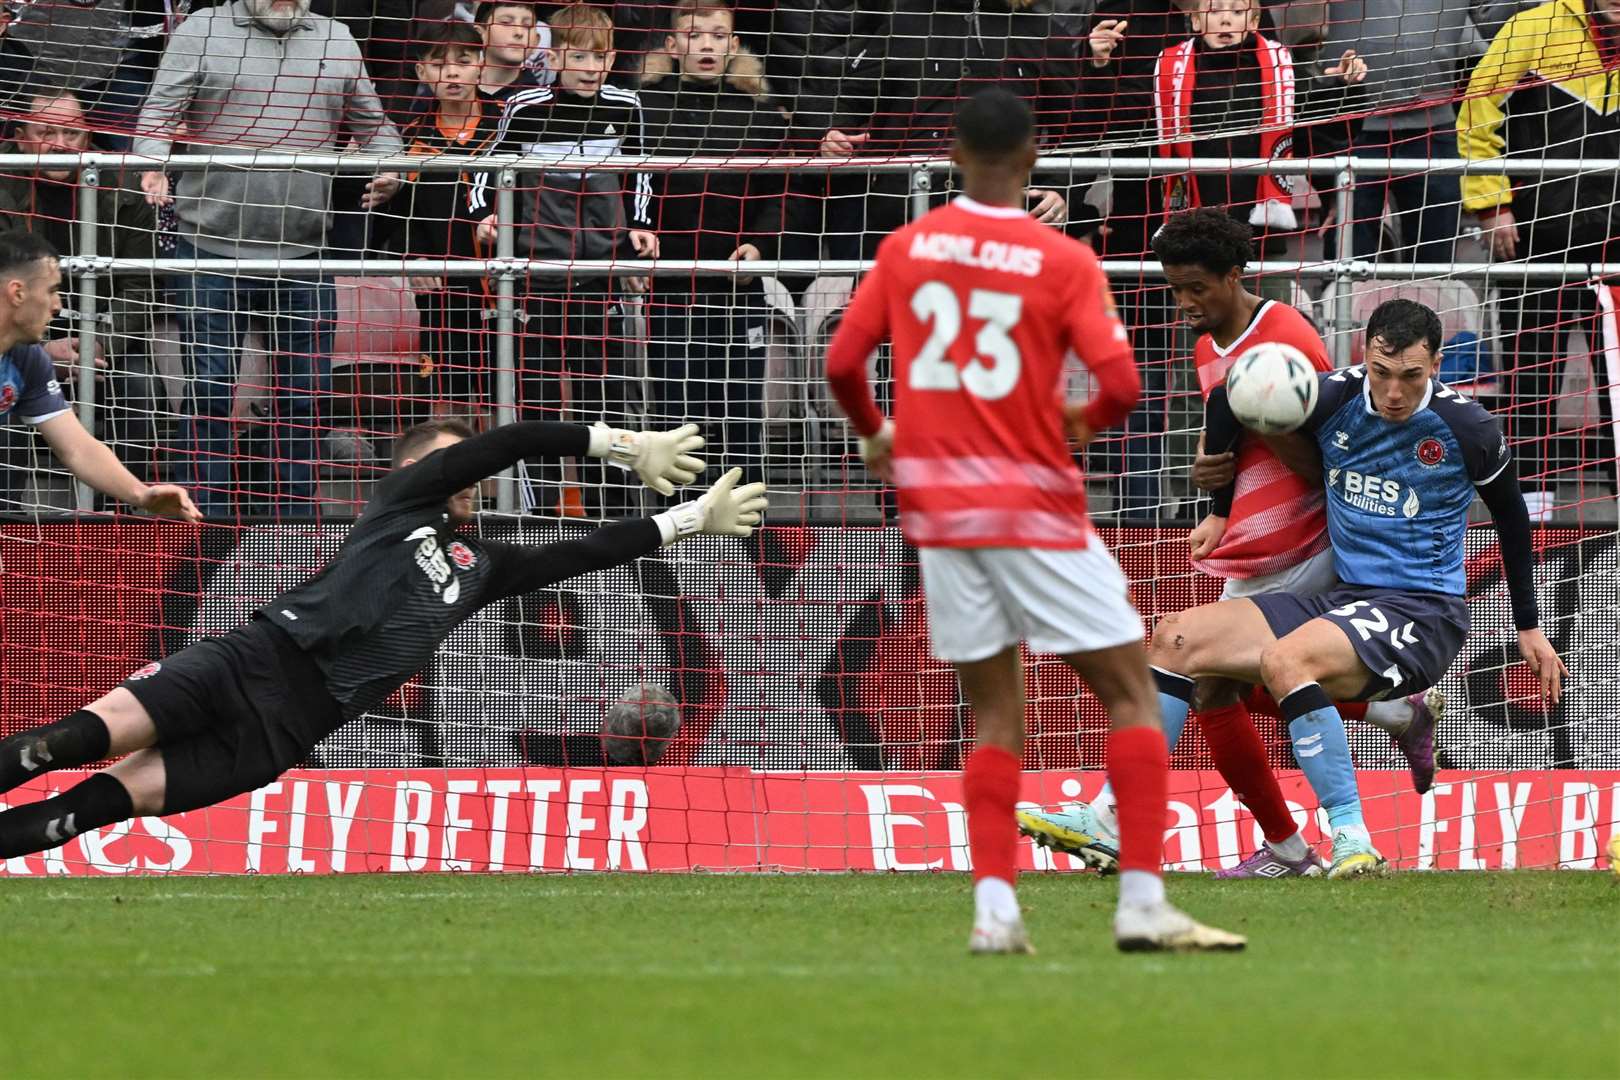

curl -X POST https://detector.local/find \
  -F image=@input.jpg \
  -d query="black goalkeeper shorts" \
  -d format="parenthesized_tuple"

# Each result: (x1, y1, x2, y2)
(119, 619, 344, 814)
(1250, 584, 1468, 702)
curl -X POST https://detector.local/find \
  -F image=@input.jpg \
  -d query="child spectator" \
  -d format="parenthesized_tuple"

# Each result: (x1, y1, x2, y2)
(639, 0, 787, 476)
(382, 22, 502, 423)
(1152, 0, 1368, 235)
(469, 1, 657, 517)
(476, 0, 547, 107)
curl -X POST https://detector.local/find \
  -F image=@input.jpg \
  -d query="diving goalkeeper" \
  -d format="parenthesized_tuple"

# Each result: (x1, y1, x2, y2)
(0, 418, 766, 858)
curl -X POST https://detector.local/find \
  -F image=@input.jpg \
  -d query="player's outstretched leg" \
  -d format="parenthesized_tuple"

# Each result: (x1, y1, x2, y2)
(0, 747, 165, 860)
(1064, 644, 1246, 953)
(1259, 623, 1388, 879)
(0, 772, 133, 858)
(0, 690, 169, 861)
(953, 648, 1034, 956)
(0, 711, 114, 796)
(0, 689, 159, 797)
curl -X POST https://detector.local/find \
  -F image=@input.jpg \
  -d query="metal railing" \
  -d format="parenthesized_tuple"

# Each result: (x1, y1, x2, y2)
(5, 149, 1615, 511)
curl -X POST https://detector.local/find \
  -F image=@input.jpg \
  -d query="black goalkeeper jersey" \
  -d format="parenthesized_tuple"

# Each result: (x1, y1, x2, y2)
(258, 423, 661, 719)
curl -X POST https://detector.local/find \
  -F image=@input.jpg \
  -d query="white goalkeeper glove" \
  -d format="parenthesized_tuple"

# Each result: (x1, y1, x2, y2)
(655, 467, 769, 544)
(588, 422, 706, 496)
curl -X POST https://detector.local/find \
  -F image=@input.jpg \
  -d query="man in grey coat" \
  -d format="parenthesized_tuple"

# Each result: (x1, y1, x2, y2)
(133, 0, 402, 517)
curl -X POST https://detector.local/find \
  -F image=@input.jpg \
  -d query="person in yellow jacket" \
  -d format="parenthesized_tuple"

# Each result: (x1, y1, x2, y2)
(1457, 0, 1620, 521)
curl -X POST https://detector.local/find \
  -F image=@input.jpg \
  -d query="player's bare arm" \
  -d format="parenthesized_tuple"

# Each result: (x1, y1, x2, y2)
(37, 412, 203, 522)
(0, 233, 202, 521)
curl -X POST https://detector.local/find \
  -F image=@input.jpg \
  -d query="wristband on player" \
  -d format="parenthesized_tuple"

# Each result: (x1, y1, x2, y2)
(586, 423, 641, 469)
(653, 468, 768, 545)
(654, 501, 705, 546)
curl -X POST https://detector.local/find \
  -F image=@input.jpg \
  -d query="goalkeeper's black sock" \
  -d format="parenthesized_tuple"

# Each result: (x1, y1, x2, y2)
(0, 710, 112, 795)
(0, 773, 133, 858)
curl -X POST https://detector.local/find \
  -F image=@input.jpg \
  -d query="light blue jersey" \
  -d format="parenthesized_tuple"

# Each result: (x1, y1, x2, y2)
(1305, 367, 1510, 596)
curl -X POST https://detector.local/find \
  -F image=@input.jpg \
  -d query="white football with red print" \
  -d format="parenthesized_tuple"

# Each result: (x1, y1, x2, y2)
(1225, 342, 1319, 435)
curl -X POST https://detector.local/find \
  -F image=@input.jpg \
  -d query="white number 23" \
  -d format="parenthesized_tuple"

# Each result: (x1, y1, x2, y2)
(908, 283, 1023, 400)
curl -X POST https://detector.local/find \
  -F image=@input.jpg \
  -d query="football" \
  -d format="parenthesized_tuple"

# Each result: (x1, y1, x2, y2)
(1225, 342, 1320, 435)
(602, 683, 682, 766)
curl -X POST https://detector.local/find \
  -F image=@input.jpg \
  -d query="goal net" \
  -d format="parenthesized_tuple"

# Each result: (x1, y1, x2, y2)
(0, 0, 1616, 874)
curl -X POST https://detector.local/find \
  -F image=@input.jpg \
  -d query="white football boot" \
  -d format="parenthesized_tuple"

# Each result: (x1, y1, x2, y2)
(969, 909, 1035, 955)
(1114, 901, 1247, 953)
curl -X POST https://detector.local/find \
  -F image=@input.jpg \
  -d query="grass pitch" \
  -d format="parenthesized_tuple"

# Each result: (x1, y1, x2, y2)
(1, 873, 1613, 1079)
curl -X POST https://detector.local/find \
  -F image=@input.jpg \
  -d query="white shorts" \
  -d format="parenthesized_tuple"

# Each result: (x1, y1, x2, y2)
(918, 544, 1143, 664)
(1218, 545, 1339, 600)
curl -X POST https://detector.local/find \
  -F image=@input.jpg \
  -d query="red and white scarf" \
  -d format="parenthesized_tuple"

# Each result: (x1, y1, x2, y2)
(1153, 34, 1299, 230)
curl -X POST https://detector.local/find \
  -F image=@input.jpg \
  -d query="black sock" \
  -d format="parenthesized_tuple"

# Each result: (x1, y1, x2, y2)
(1278, 682, 1334, 723)
(0, 710, 111, 795)
(0, 773, 134, 859)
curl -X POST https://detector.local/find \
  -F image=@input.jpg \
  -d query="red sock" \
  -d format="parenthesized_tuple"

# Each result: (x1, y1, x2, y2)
(1199, 703, 1297, 843)
(1336, 701, 1368, 722)
(1251, 684, 1366, 723)
(963, 744, 1021, 885)
(1106, 726, 1169, 875)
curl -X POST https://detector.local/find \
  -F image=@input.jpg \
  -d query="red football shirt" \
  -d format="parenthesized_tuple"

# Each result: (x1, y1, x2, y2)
(825, 197, 1139, 549)
(1194, 300, 1333, 578)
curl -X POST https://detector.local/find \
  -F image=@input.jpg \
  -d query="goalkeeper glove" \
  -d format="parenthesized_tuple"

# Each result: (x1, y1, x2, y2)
(588, 422, 706, 496)
(655, 467, 769, 544)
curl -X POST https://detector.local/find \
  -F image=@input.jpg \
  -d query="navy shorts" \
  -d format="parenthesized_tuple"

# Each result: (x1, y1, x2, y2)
(1250, 585, 1468, 702)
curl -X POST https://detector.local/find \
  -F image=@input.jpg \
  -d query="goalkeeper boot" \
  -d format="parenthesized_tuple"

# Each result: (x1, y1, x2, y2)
(1215, 845, 1327, 879)
(1327, 827, 1388, 879)
(1015, 804, 1119, 872)
(1393, 688, 1442, 795)
(969, 909, 1034, 956)
(1114, 901, 1247, 953)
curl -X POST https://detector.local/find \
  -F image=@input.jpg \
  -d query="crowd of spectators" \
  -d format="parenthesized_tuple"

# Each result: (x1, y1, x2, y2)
(0, 0, 1611, 521)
